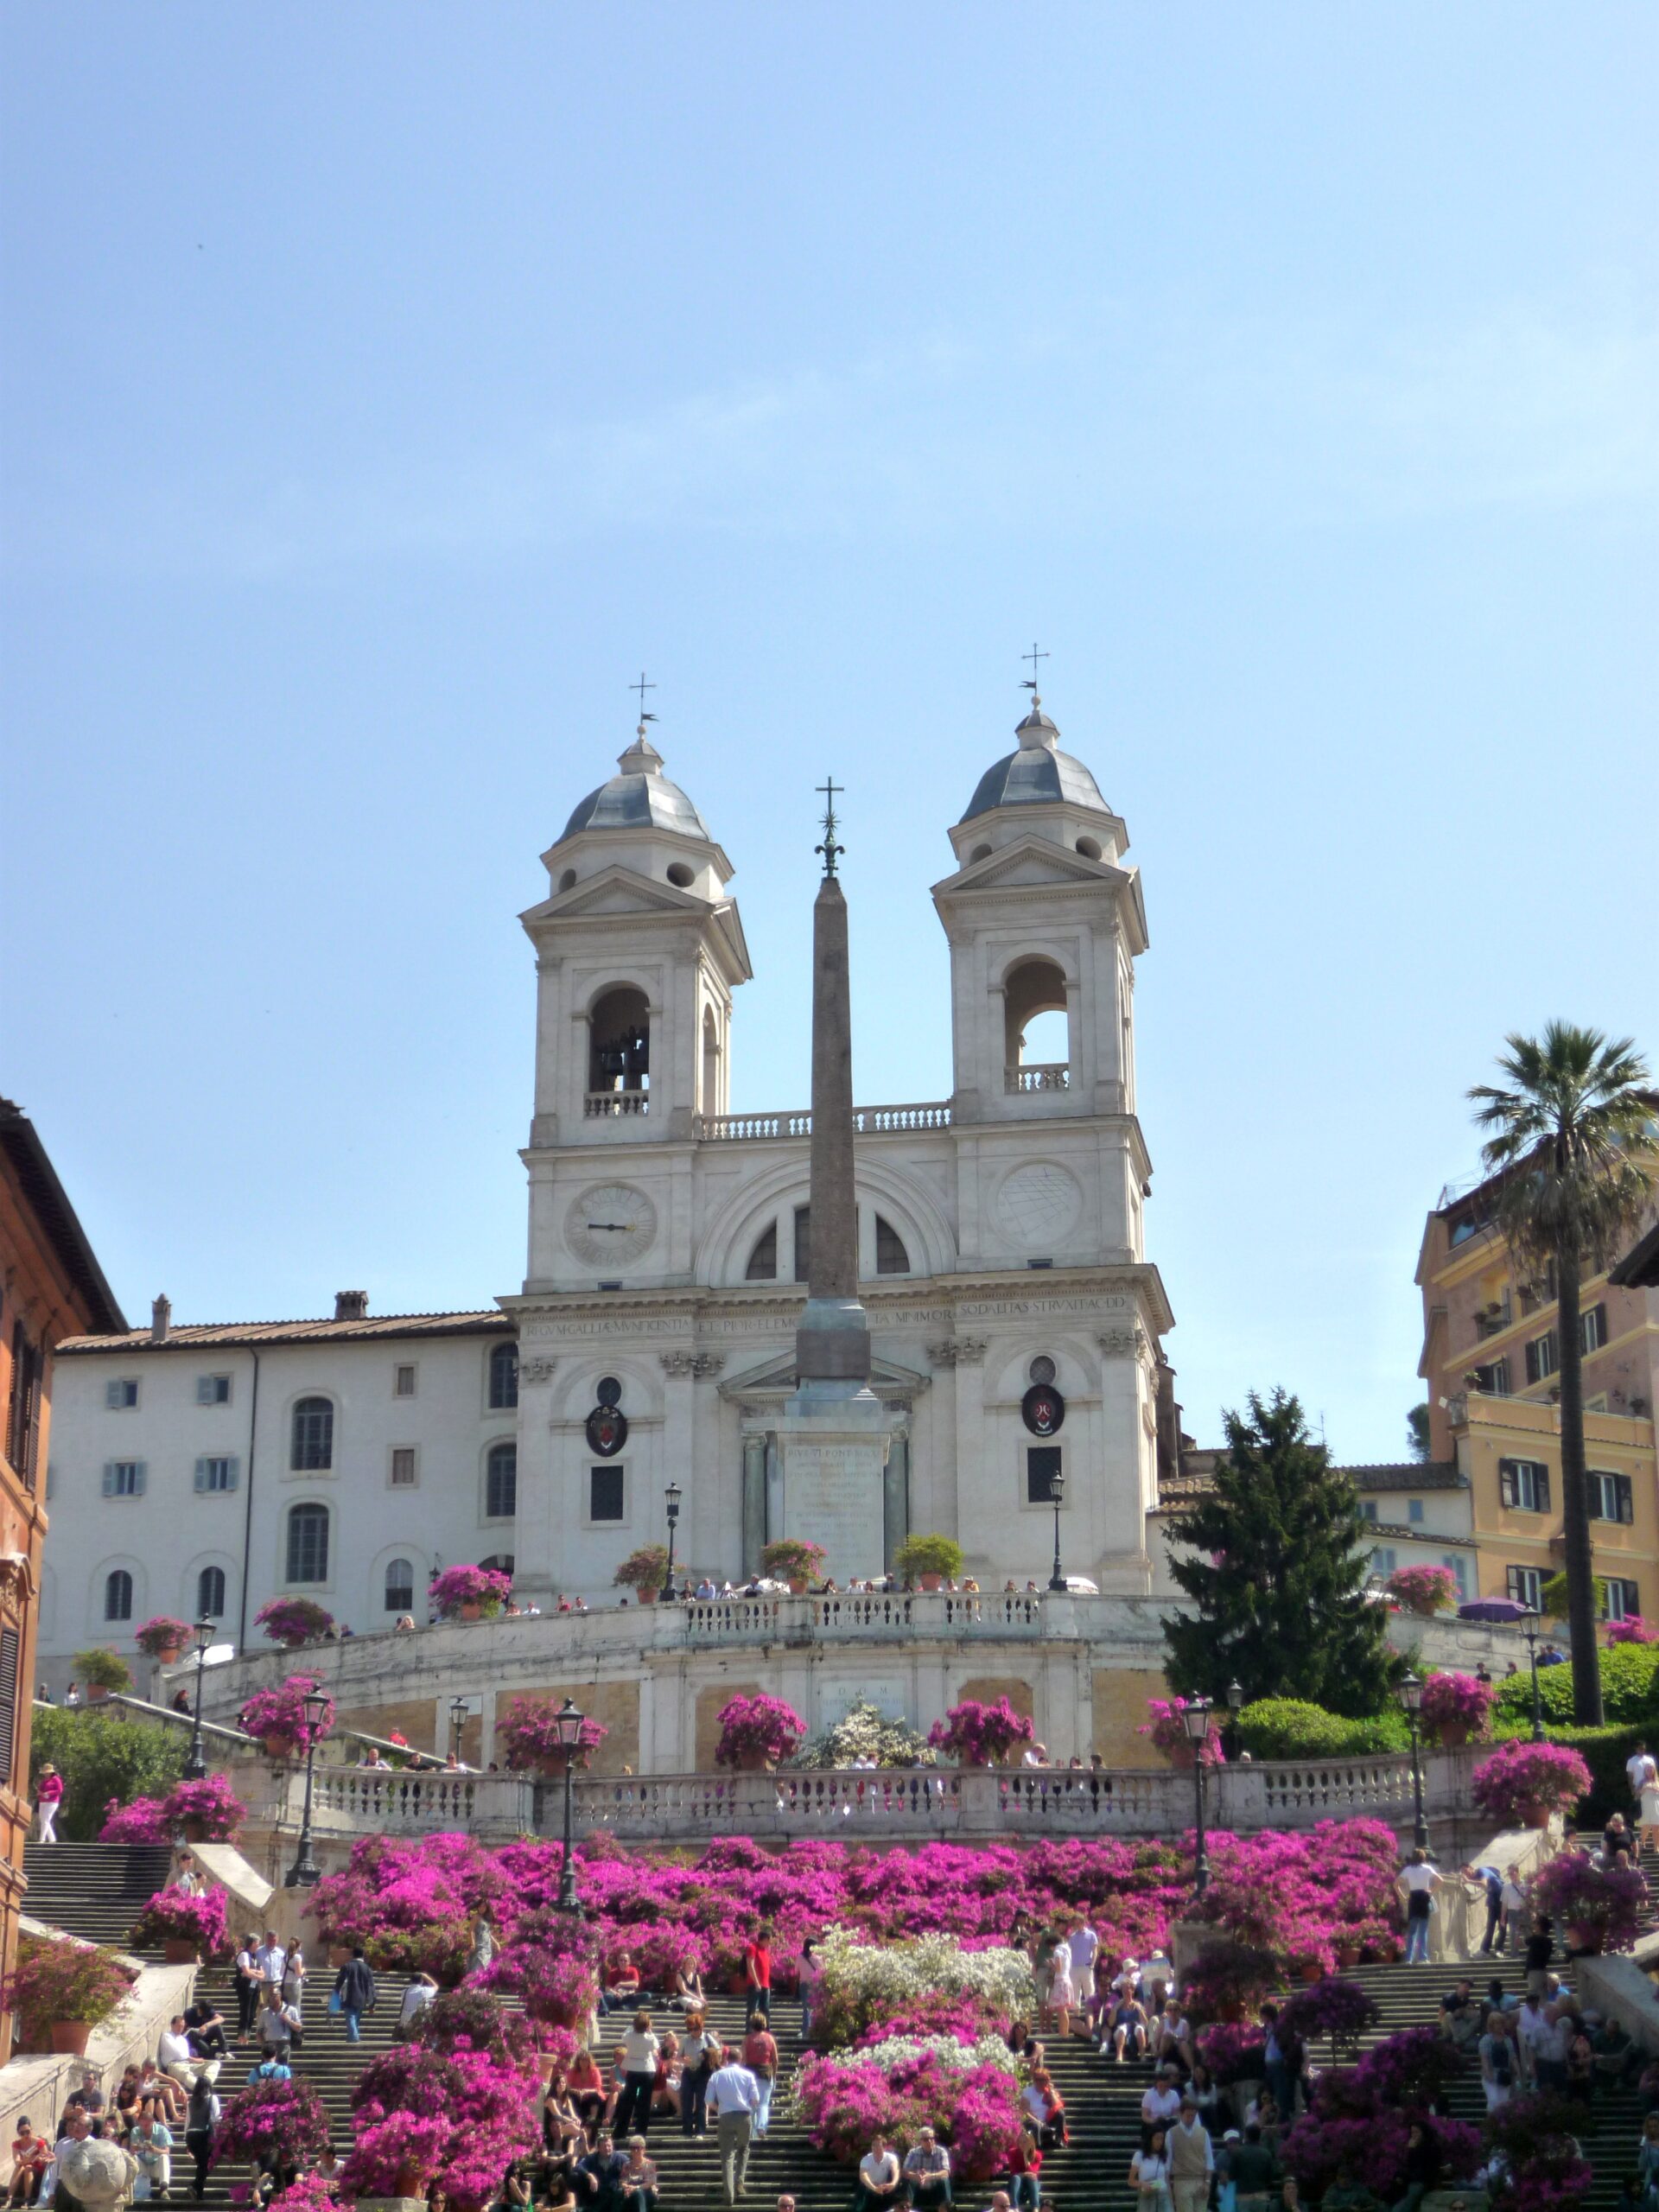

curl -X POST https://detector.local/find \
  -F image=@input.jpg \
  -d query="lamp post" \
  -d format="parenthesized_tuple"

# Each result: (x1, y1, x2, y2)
(554, 1696, 586, 1916)
(1521, 1611, 1547, 1742)
(1181, 1695, 1213, 1894)
(663, 1483, 683, 1602)
(1046, 1466, 1067, 1593)
(1397, 1669, 1431, 1855)
(181, 1614, 215, 1783)
(449, 1697, 469, 1769)
(1224, 1676, 1245, 1759)
(283, 1689, 331, 1889)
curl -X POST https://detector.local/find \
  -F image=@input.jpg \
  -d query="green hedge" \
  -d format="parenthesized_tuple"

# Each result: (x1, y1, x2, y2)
(1236, 1697, 1410, 1760)
(1491, 1641, 1659, 1729)
(29, 1706, 186, 1842)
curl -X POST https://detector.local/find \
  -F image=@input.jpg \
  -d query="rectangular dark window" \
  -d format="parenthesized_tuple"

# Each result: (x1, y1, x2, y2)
(1580, 1305, 1608, 1354)
(394, 1363, 417, 1398)
(1471, 1358, 1511, 1396)
(105, 1378, 139, 1409)
(391, 1448, 417, 1487)
(1587, 1471, 1634, 1524)
(1026, 1446, 1063, 1504)
(8, 1324, 41, 1487)
(197, 1375, 232, 1406)
(1499, 1458, 1550, 1514)
(590, 1465, 626, 1522)
(103, 1460, 146, 1498)
(194, 1456, 237, 1494)
(1525, 1332, 1559, 1384)
(1605, 1578, 1642, 1622)
(1506, 1565, 1543, 1610)
(0, 1626, 18, 1795)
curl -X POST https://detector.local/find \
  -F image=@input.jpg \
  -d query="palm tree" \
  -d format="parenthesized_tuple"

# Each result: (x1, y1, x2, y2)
(1471, 1023, 1657, 1725)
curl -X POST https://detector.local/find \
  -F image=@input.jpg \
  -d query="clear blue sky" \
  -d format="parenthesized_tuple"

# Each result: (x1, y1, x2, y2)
(5, 4, 1656, 1462)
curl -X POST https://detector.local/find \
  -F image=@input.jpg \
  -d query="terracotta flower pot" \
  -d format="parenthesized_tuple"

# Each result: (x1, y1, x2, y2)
(919, 1573, 944, 1592)
(1164, 1742, 1198, 1771)
(459, 1601, 481, 1622)
(86, 1684, 111, 1704)
(393, 2166, 427, 2200)
(50, 2022, 92, 2056)
(163, 1938, 198, 1965)
(1565, 1923, 1603, 1954)
(329, 1945, 352, 1968)
(1438, 1720, 1471, 1749)
(153, 1645, 182, 1668)
(636, 1587, 658, 1606)
(181, 1817, 207, 1844)
(1298, 1961, 1322, 1985)
(263, 1732, 292, 1759)
(788, 1579, 808, 1596)
(735, 1750, 775, 1772)
(282, 1635, 308, 1651)
(1335, 1943, 1361, 1969)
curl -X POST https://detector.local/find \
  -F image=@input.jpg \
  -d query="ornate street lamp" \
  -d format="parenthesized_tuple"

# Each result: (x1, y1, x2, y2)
(1521, 1611, 1547, 1743)
(181, 1613, 215, 1783)
(449, 1697, 469, 1768)
(1182, 1695, 1213, 1894)
(663, 1483, 683, 1601)
(1046, 1465, 1067, 1593)
(1224, 1676, 1245, 1758)
(283, 1688, 331, 1889)
(1396, 1669, 1431, 1855)
(554, 1696, 586, 1916)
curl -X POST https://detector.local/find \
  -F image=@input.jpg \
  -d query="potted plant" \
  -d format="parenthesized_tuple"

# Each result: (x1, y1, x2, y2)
(1531, 1850, 1648, 1955)
(133, 1617, 192, 1666)
(2, 1933, 134, 2055)
(713, 1692, 806, 1771)
(893, 1533, 963, 1592)
(1137, 1695, 1227, 1770)
(1471, 1740, 1592, 1830)
(926, 1695, 1033, 1768)
(495, 1695, 609, 1777)
(1383, 1565, 1459, 1618)
(163, 1773, 246, 1843)
(208, 2074, 331, 2179)
(761, 1537, 827, 1594)
(73, 1648, 131, 1703)
(1179, 1943, 1282, 2026)
(1417, 1670, 1497, 1748)
(129, 1886, 231, 1965)
(1277, 1975, 1381, 2059)
(238, 1674, 335, 1758)
(613, 1545, 671, 1605)
(253, 1595, 336, 1649)
(428, 1563, 513, 1622)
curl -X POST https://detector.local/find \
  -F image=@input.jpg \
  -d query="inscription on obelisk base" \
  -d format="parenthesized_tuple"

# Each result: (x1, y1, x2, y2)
(775, 1404, 891, 1583)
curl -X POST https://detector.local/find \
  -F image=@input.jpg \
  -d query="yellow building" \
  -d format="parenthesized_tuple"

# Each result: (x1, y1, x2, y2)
(1417, 1173, 1659, 1619)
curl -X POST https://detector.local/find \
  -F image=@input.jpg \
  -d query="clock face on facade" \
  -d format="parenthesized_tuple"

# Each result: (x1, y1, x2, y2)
(566, 1184, 658, 1268)
(995, 1162, 1083, 1249)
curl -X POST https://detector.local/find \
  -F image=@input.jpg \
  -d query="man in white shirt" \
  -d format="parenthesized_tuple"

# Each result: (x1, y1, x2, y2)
(1166, 2097, 1215, 2212)
(705, 2050, 761, 2206)
(1066, 1916, 1099, 1998)
(398, 1972, 440, 2032)
(253, 1931, 286, 1993)
(157, 2018, 204, 2090)
(856, 2133, 902, 2212)
(1141, 2069, 1183, 2149)
(1396, 1849, 1444, 1966)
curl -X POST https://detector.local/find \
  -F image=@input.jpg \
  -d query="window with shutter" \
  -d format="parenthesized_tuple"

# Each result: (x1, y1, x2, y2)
(1536, 1466, 1551, 1513)
(1506, 1565, 1543, 1610)
(197, 1375, 232, 1405)
(0, 1625, 18, 1793)
(194, 1457, 236, 1494)
(1525, 1333, 1559, 1384)
(286, 1503, 330, 1584)
(1499, 1460, 1515, 1508)
(487, 1343, 518, 1410)
(1580, 1306, 1608, 1354)
(486, 1442, 517, 1519)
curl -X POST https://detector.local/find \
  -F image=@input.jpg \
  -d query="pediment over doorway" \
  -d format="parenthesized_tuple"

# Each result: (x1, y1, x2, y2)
(717, 1349, 931, 1408)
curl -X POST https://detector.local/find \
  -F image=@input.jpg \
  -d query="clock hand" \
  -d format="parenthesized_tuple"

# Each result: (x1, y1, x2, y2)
(586, 1222, 635, 1232)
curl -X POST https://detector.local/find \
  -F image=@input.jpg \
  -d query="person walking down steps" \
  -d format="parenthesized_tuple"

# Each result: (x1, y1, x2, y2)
(33, 1767, 63, 1843)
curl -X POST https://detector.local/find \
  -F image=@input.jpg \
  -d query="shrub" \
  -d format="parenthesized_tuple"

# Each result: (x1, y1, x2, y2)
(1385, 1565, 1458, 1616)
(1277, 1977, 1380, 2050)
(238, 1675, 335, 1753)
(808, 1926, 1033, 2049)
(714, 1693, 806, 1769)
(129, 1887, 231, 1958)
(1493, 1638, 1659, 1726)
(495, 1697, 608, 1772)
(927, 1697, 1033, 1767)
(1541, 1571, 1607, 1621)
(1530, 1849, 1647, 1953)
(1419, 1670, 1497, 1743)
(1196, 2021, 1268, 2083)
(1138, 1696, 1226, 1766)
(210, 2075, 330, 2172)
(253, 1597, 335, 1645)
(1607, 1614, 1659, 1645)
(1471, 1740, 1592, 1827)
(73, 1648, 132, 1693)
(31, 1707, 185, 1841)
(2, 1934, 134, 2045)
(133, 1617, 192, 1660)
(1281, 2026, 1483, 2200)
(1505, 1722, 1650, 1827)
(100, 1796, 168, 1844)
(1483, 2093, 1593, 2212)
(162, 1773, 247, 1840)
(429, 1564, 512, 1619)
(798, 1699, 938, 1770)
(794, 2044, 1021, 2179)
(343, 2036, 540, 2210)
(760, 1537, 828, 1584)
(893, 1533, 964, 1582)
(1235, 1699, 1408, 1760)
(1173, 1944, 1282, 2024)
(612, 1545, 671, 1594)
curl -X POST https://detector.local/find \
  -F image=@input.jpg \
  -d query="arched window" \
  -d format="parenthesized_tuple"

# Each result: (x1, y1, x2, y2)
(1003, 957, 1069, 1086)
(197, 1566, 226, 1618)
(874, 1216, 910, 1275)
(286, 1503, 330, 1585)
(291, 1396, 334, 1471)
(588, 985, 651, 1096)
(384, 1558, 414, 1614)
(486, 1440, 518, 1520)
(488, 1341, 519, 1411)
(104, 1568, 133, 1623)
(745, 1224, 778, 1281)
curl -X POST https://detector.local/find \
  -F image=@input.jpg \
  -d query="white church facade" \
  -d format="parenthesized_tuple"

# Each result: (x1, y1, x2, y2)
(41, 696, 1176, 1686)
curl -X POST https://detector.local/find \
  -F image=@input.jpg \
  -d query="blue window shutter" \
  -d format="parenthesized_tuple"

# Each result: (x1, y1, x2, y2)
(194, 1459, 208, 1494)
(102, 1463, 117, 1497)
(225, 1457, 239, 1491)
(133, 1462, 147, 1497)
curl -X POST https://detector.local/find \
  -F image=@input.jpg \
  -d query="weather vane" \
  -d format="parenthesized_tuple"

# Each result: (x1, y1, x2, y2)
(630, 671, 658, 728)
(816, 774, 844, 878)
(1021, 642, 1050, 700)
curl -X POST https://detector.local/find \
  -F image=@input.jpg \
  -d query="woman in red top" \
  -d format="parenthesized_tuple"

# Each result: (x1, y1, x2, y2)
(1008, 2118, 1044, 2209)
(741, 2012, 779, 2139)
(566, 2048, 607, 2145)
(742, 1929, 773, 2024)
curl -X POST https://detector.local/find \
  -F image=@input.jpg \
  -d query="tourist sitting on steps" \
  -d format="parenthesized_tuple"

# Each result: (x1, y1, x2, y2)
(1006, 2121, 1041, 2211)
(855, 2135, 902, 2212)
(620, 2138, 657, 2212)
(904, 2130, 952, 2210)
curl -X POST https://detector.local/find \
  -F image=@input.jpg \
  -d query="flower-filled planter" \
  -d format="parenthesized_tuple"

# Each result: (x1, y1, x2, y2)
(73, 1647, 131, 1702)
(1277, 1975, 1381, 2058)
(238, 1674, 335, 1759)
(254, 1595, 335, 1649)
(1471, 1739, 1592, 1831)
(714, 1692, 806, 1771)
(1531, 1848, 1647, 1955)
(103, 1774, 248, 1846)
(130, 1885, 231, 1964)
(209, 2074, 330, 2177)
(1383, 1564, 1459, 1618)
(761, 1537, 827, 1593)
(612, 1544, 671, 1605)
(429, 1563, 512, 1622)
(342, 2002, 543, 2208)
(1481, 2091, 1594, 2212)
(133, 1616, 192, 1665)
(893, 1533, 963, 1592)
(1, 1934, 134, 2056)
(1418, 1669, 1497, 1748)
(1179, 1944, 1282, 2026)
(495, 1695, 609, 1777)
(926, 1696, 1033, 1768)
(1138, 1695, 1226, 1770)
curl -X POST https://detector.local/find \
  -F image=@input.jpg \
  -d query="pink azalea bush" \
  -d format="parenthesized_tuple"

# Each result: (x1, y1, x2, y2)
(926, 1697, 1034, 1767)
(253, 1597, 334, 1646)
(238, 1675, 335, 1754)
(793, 2047, 1021, 2180)
(342, 2018, 540, 2209)
(714, 1693, 807, 1769)
(477, 1909, 601, 2026)
(133, 1617, 192, 1659)
(1276, 1976, 1380, 2049)
(210, 2075, 329, 2172)
(494, 1697, 609, 1772)
(428, 1565, 512, 1620)
(130, 1886, 231, 1957)
(1418, 1670, 1497, 1743)
(1282, 2025, 1482, 2199)
(1484, 2094, 1593, 2212)
(1471, 1740, 1592, 1828)
(101, 1772, 247, 1846)
(1138, 1696, 1226, 1766)
(1531, 1849, 1648, 1954)
(1385, 1564, 1459, 1616)
(264, 2176, 339, 2212)
(1607, 1614, 1659, 1646)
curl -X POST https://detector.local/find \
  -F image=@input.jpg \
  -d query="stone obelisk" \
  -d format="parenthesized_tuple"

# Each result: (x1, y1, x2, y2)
(775, 784, 891, 1578)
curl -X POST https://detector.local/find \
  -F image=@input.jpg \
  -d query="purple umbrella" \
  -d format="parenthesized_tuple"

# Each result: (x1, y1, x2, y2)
(1458, 1599, 1530, 1623)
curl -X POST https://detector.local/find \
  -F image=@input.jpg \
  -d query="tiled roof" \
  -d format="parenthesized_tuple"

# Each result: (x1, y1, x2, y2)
(1366, 1522, 1475, 1546)
(55, 1310, 512, 1355)
(1341, 1461, 1465, 1491)
(0, 1099, 126, 1334)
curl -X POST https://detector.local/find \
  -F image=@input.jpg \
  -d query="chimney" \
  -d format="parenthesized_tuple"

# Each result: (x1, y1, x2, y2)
(334, 1290, 369, 1322)
(150, 1294, 172, 1344)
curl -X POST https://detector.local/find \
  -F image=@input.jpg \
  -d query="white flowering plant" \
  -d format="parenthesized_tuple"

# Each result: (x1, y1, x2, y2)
(849, 2033, 1018, 2076)
(810, 1924, 1035, 2047)
(798, 1699, 938, 1770)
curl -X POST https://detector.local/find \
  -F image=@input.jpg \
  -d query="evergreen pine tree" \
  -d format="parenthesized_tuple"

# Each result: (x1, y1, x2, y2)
(1163, 1386, 1395, 1716)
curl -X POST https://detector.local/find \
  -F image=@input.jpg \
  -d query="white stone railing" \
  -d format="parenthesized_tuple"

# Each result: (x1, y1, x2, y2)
(682, 1588, 1045, 1640)
(584, 1090, 650, 1117)
(693, 1101, 951, 1141)
(252, 1765, 537, 1838)
(1005, 1064, 1070, 1092)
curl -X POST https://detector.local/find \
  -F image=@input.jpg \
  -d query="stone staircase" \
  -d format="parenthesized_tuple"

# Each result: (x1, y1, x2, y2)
(22, 1842, 176, 1948)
